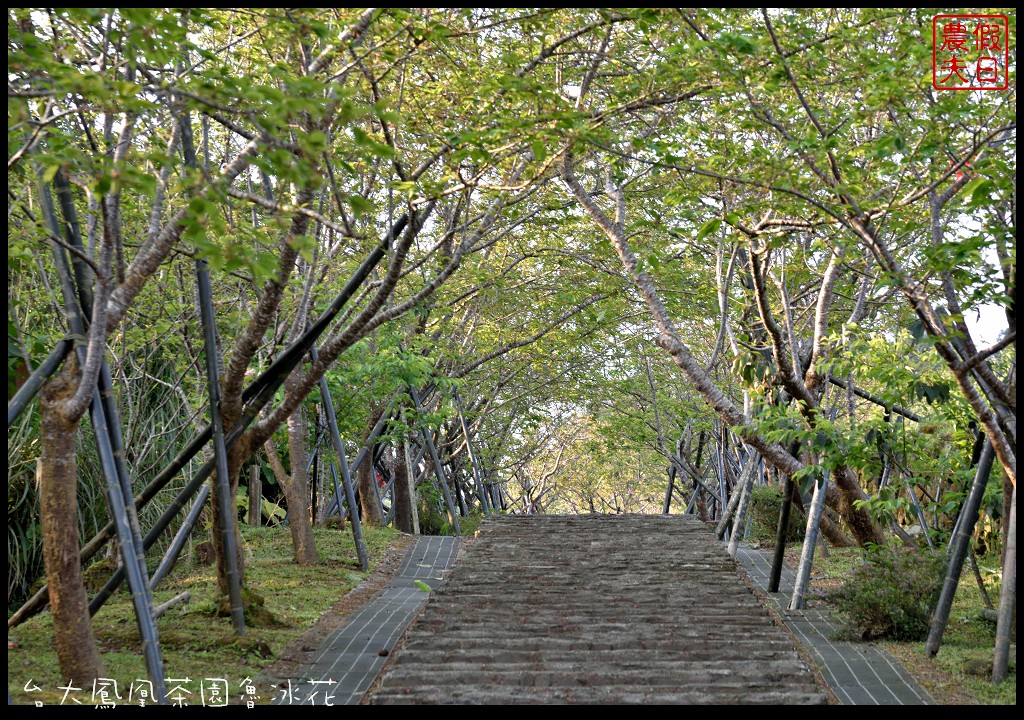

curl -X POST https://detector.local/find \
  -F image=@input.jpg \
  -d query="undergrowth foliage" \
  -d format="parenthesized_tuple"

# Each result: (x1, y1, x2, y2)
(747, 485, 804, 544)
(825, 543, 946, 641)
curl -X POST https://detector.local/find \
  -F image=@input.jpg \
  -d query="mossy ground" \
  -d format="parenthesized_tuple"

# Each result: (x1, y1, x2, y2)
(7, 524, 400, 706)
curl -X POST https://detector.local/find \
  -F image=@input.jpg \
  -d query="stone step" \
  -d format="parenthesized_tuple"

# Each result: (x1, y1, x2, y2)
(407, 618, 780, 635)
(398, 631, 796, 650)
(381, 658, 816, 676)
(364, 514, 828, 705)
(380, 667, 819, 688)
(393, 653, 812, 669)
(370, 686, 828, 705)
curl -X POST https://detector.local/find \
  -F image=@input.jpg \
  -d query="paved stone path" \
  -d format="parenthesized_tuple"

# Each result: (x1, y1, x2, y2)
(733, 545, 934, 705)
(281, 514, 936, 705)
(272, 535, 459, 705)
(365, 514, 827, 704)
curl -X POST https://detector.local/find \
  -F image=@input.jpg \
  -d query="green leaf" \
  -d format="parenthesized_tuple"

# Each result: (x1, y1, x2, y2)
(291, 234, 316, 263)
(305, 130, 328, 153)
(968, 179, 994, 207)
(390, 180, 417, 198)
(531, 140, 547, 163)
(696, 218, 722, 242)
(908, 319, 926, 344)
(349, 195, 374, 217)
(42, 165, 61, 184)
(414, 580, 431, 593)
(721, 33, 759, 54)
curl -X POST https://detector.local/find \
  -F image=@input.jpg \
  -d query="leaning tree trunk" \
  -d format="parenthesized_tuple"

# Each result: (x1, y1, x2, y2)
(559, 155, 883, 545)
(831, 465, 886, 547)
(38, 363, 103, 682)
(799, 480, 854, 548)
(772, 463, 853, 548)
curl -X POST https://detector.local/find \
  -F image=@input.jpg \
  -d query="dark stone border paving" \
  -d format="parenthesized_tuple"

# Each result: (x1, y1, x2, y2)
(271, 535, 459, 706)
(734, 544, 934, 705)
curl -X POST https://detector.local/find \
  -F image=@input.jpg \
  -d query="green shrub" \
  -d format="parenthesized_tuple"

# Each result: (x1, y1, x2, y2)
(458, 513, 483, 537)
(416, 484, 449, 535)
(747, 485, 805, 545)
(824, 543, 945, 641)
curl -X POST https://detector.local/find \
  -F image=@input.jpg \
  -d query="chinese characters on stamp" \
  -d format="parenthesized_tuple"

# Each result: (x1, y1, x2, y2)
(933, 14, 1010, 90)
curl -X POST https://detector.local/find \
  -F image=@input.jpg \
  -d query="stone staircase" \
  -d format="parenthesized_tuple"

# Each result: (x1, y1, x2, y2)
(366, 514, 828, 704)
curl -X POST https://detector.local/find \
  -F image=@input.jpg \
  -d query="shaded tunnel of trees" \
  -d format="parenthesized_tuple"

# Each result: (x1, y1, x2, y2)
(7, 8, 1016, 695)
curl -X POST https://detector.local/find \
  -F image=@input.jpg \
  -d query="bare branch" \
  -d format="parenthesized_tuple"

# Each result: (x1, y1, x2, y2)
(955, 333, 1016, 375)
(225, 187, 355, 239)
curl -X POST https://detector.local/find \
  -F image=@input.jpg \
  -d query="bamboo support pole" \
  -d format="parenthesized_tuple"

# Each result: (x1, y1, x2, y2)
(789, 470, 829, 610)
(454, 388, 490, 516)
(927, 439, 996, 656)
(727, 451, 761, 558)
(195, 257, 246, 635)
(992, 483, 1015, 684)
(153, 591, 192, 620)
(314, 345, 368, 571)
(7, 338, 72, 428)
(44, 171, 167, 700)
(409, 385, 461, 536)
(150, 485, 210, 590)
(10, 211, 413, 629)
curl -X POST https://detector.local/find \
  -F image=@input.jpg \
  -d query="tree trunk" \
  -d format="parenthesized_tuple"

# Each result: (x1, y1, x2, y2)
(39, 364, 103, 682)
(210, 444, 247, 596)
(358, 409, 386, 526)
(832, 466, 885, 546)
(284, 405, 319, 564)
(264, 425, 318, 565)
(393, 434, 414, 533)
(359, 447, 385, 525)
(1002, 471, 1014, 564)
(696, 486, 709, 522)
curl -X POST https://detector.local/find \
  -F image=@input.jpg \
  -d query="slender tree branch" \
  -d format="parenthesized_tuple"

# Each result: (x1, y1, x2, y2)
(955, 333, 1016, 375)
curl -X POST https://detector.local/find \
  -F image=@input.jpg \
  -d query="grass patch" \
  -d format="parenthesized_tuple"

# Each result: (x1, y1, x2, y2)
(7, 524, 400, 706)
(457, 512, 484, 537)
